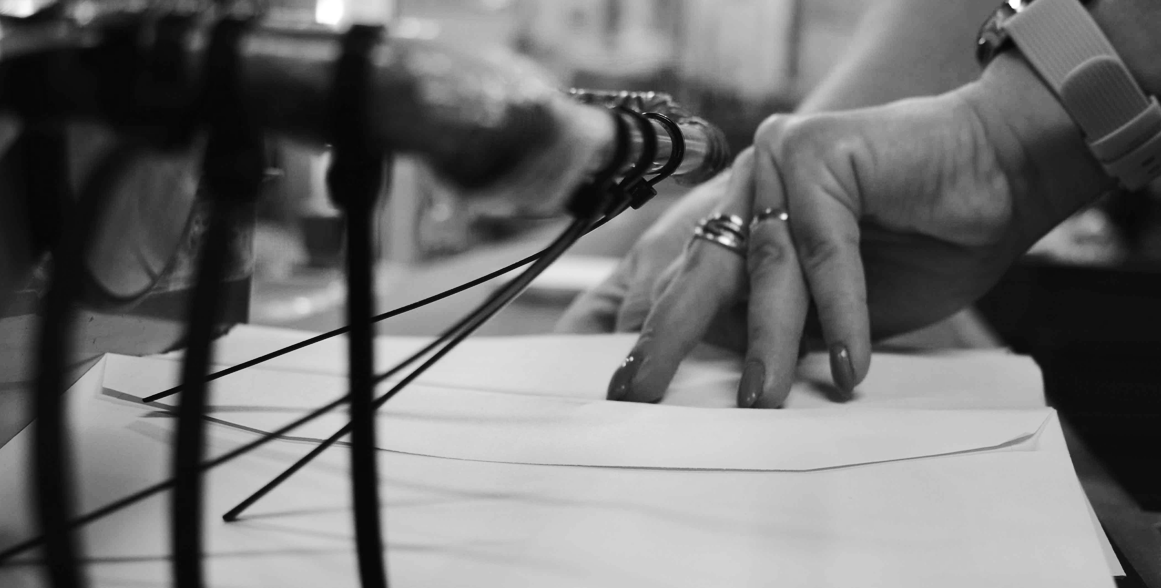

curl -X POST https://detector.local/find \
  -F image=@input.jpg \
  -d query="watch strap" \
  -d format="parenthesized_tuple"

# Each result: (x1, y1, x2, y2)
(1006, 0, 1161, 189)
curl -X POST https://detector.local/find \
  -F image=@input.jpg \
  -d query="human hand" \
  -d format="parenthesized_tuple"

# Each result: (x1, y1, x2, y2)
(570, 55, 1112, 408)
(555, 169, 749, 351)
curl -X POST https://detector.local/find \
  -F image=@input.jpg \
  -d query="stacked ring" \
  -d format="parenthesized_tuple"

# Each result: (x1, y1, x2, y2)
(692, 213, 748, 255)
(750, 207, 790, 231)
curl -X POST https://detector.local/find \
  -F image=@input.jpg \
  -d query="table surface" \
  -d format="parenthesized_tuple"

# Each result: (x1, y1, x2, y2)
(2, 207, 1157, 584)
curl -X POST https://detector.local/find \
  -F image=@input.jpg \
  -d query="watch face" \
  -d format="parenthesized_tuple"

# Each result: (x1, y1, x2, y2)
(976, 4, 1018, 66)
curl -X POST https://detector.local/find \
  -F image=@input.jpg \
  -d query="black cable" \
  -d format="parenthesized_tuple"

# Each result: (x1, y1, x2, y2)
(214, 116, 630, 520)
(31, 128, 86, 588)
(144, 110, 634, 406)
(219, 212, 605, 520)
(0, 210, 616, 567)
(0, 107, 639, 566)
(327, 23, 389, 588)
(221, 281, 505, 521)
(171, 17, 262, 588)
(142, 251, 546, 404)
(172, 199, 234, 588)
(222, 212, 596, 520)
(0, 393, 353, 565)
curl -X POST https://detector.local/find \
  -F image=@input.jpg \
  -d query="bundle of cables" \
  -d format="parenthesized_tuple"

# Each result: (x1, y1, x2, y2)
(1, 32, 709, 588)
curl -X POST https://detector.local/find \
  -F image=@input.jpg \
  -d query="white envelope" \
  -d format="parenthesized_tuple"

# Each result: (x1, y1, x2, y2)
(0, 328, 1116, 588)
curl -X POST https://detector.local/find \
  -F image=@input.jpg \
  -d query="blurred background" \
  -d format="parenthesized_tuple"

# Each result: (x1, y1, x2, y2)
(247, 0, 876, 334)
(6, 0, 1161, 362)
(243, 0, 1161, 345)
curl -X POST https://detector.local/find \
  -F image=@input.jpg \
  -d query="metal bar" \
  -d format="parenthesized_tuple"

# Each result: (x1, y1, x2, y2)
(0, 17, 728, 204)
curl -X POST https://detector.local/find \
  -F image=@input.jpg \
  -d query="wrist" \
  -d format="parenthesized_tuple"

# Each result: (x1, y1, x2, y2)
(958, 52, 1115, 244)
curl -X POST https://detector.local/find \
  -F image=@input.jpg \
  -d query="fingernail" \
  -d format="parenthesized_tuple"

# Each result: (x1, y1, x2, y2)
(737, 359, 766, 408)
(829, 343, 856, 397)
(608, 350, 644, 401)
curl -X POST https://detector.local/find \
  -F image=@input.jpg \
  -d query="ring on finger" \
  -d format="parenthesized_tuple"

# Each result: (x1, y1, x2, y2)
(750, 207, 790, 231)
(692, 214, 748, 255)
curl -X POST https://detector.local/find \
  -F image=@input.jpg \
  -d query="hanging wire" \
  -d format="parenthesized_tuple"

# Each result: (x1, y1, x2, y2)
(222, 211, 603, 520)
(170, 16, 263, 588)
(0, 106, 645, 566)
(141, 250, 569, 404)
(140, 103, 681, 408)
(326, 23, 390, 588)
(220, 110, 645, 519)
(31, 127, 86, 588)
(0, 203, 616, 566)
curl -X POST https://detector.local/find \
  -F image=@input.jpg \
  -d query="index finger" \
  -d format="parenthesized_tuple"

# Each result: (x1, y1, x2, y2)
(608, 150, 755, 403)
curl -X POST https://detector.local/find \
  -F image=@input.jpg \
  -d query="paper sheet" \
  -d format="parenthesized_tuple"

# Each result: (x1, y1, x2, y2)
(108, 352, 1052, 471)
(0, 329, 1118, 587)
(161, 325, 1049, 410)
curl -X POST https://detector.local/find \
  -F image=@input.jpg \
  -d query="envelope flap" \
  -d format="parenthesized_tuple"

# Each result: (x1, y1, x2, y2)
(159, 328, 1046, 410)
(372, 386, 1054, 471)
(103, 351, 1053, 471)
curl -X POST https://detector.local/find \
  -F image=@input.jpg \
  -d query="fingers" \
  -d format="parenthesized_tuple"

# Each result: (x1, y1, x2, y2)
(738, 153, 811, 408)
(608, 150, 755, 403)
(744, 115, 871, 403)
(611, 255, 674, 332)
(783, 174, 871, 395)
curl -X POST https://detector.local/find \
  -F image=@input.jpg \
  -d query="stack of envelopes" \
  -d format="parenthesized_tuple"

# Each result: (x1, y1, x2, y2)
(0, 326, 1120, 587)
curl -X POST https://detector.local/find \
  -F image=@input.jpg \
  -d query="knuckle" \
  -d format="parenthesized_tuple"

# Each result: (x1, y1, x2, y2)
(746, 231, 795, 277)
(754, 115, 794, 148)
(794, 230, 857, 276)
(754, 115, 832, 167)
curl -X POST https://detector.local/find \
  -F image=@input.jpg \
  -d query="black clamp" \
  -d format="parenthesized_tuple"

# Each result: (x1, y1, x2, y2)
(132, 12, 203, 147)
(567, 108, 631, 219)
(200, 16, 265, 203)
(327, 24, 387, 212)
(614, 106, 659, 211)
(623, 112, 684, 209)
(83, 12, 200, 148)
(643, 113, 684, 184)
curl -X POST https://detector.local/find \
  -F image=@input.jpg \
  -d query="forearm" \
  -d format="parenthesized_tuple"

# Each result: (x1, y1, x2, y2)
(798, 0, 997, 114)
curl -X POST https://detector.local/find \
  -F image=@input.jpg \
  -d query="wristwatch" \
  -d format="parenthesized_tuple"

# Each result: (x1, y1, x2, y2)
(976, 0, 1161, 190)
(976, 0, 1094, 67)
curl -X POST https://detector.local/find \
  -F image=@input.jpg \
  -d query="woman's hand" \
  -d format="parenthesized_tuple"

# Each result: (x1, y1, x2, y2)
(560, 55, 1112, 408)
(555, 169, 749, 351)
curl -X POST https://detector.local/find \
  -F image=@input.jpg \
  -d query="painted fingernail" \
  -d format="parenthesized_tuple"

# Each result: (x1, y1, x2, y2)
(829, 343, 856, 397)
(608, 350, 643, 401)
(738, 359, 766, 408)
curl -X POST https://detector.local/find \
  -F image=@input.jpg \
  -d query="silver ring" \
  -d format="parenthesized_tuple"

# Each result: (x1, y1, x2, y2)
(693, 227, 746, 255)
(707, 213, 747, 238)
(692, 214, 748, 255)
(706, 213, 748, 242)
(750, 207, 790, 231)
